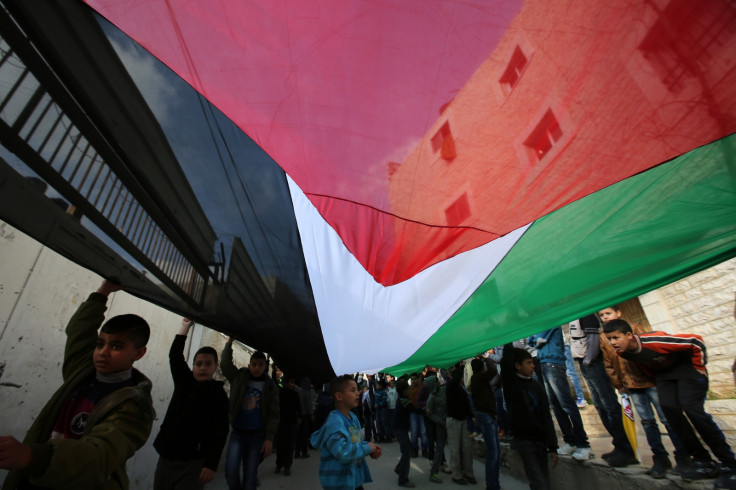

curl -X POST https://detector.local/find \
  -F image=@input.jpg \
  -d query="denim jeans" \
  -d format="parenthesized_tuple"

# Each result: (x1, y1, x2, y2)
(376, 407, 390, 440)
(564, 344, 584, 400)
(629, 386, 687, 458)
(430, 423, 448, 475)
(386, 408, 396, 440)
(225, 429, 264, 490)
(476, 411, 501, 490)
(512, 438, 550, 490)
(395, 429, 412, 484)
(579, 359, 634, 455)
(410, 412, 428, 450)
(540, 363, 589, 448)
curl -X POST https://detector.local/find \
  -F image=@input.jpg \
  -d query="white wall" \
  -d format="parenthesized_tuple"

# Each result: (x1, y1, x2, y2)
(0, 222, 238, 488)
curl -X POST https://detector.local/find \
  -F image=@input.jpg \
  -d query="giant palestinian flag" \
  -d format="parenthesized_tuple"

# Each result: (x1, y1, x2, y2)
(56, 0, 736, 375)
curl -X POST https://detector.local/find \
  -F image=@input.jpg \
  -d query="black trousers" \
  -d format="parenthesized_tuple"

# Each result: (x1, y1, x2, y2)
(656, 375, 736, 466)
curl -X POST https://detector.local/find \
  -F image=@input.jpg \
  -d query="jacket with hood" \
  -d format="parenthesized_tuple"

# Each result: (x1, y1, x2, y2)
(310, 409, 372, 490)
(2, 292, 155, 490)
(220, 340, 280, 441)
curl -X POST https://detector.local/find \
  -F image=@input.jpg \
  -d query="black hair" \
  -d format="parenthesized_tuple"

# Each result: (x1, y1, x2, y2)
(396, 378, 410, 396)
(603, 319, 633, 334)
(470, 358, 484, 373)
(194, 346, 218, 364)
(330, 374, 356, 398)
(250, 351, 267, 362)
(513, 347, 532, 366)
(100, 314, 150, 348)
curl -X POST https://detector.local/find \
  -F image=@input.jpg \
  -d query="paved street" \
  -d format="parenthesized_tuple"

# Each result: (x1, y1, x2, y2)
(209, 440, 528, 489)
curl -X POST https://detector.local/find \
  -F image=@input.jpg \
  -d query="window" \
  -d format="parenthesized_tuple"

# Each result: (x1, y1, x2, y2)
(499, 46, 528, 94)
(445, 192, 470, 226)
(524, 109, 563, 161)
(430, 122, 456, 160)
(639, 0, 735, 92)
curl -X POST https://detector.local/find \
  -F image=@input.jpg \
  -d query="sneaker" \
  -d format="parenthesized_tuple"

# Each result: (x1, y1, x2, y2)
(466, 476, 478, 484)
(572, 447, 594, 461)
(576, 397, 588, 408)
(607, 452, 639, 467)
(681, 460, 719, 481)
(557, 443, 576, 456)
(715, 466, 736, 489)
(429, 473, 443, 483)
(399, 481, 416, 488)
(452, 477, 468, 485)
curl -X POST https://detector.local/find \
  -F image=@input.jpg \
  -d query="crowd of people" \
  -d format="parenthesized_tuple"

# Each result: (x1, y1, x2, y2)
(0, 279, 735, 490)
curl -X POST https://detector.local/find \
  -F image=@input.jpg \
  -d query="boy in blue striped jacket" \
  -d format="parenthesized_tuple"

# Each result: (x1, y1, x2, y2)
(310, 375, 382, 489)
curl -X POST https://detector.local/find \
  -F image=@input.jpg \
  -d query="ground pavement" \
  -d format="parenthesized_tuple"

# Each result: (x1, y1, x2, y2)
(208, 439, 528, 489)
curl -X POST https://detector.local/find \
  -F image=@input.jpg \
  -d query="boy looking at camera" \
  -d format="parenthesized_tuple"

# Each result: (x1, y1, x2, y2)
(310, 374, 381, 489)
(153, 318, 230, 489)
(0, 279, 155, 490)
(221, 340, 280, 490)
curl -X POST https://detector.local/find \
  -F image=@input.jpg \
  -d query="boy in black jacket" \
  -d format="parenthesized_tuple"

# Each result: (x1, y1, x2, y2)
(501, 343, 558, 490)
(153, 318, 230, 489)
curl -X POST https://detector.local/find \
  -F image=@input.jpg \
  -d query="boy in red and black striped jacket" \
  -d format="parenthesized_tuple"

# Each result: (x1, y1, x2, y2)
(604, 319, 736, 488)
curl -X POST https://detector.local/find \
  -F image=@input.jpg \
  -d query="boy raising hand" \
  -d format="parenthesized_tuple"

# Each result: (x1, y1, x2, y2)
(0, 279, 155, 489)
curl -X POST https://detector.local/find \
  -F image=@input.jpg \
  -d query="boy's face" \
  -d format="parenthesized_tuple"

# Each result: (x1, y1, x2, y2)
(249, 358, 267, 378)
(598, 308, 621, 324)
(193, 353, 217, 382)
(336, 380, 361, 409)
(515, 358, 535, 378)
(93, 332, 146, 374)
(605, 330, 636, 353)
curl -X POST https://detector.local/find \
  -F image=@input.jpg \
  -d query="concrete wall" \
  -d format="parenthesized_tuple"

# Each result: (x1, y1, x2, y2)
(640, 257, 736, 398)
(0, 222, 255, 488)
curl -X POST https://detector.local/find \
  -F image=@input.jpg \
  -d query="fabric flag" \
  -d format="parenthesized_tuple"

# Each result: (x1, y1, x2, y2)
(75, 0, 736, 376)
(620, 394, 639, 461)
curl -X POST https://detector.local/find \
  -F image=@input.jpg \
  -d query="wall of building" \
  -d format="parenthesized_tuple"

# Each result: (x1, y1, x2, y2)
(640, 257, 736, 399)
(0, 221, 255, 488)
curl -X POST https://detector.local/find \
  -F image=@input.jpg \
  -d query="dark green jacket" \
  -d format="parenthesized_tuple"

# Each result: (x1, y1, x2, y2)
(220, 340, 280, 441)
(2, 293, 155, 490)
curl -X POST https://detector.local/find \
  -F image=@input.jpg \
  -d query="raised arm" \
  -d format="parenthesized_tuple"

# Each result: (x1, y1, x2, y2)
(169, 318, 195, 384)
(62, 280, 122, 381)
(220, 337, 237, 381)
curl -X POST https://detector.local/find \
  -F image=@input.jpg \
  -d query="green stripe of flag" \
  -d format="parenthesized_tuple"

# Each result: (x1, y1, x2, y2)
(387, 134, 736, 375)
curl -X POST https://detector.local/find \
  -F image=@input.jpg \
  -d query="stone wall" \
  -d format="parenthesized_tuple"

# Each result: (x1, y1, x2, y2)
(639, 257, 736, 399)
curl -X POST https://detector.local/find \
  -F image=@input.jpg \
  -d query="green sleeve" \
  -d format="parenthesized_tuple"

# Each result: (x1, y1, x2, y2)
(27, 400, 152, 489)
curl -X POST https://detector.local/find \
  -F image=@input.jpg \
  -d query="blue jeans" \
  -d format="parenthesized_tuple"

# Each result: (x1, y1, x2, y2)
(629, 386, 687, 458)
(564, 344, 584, 400)
(376, 407, 390, 440)
(395, 429, 412, 484)
(225, 429, 264, 490)
(540, 363, 589, 448)
(476, 412, 501, 490)
(580, 359, 634, 455)
(410, 412, 427, 450)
